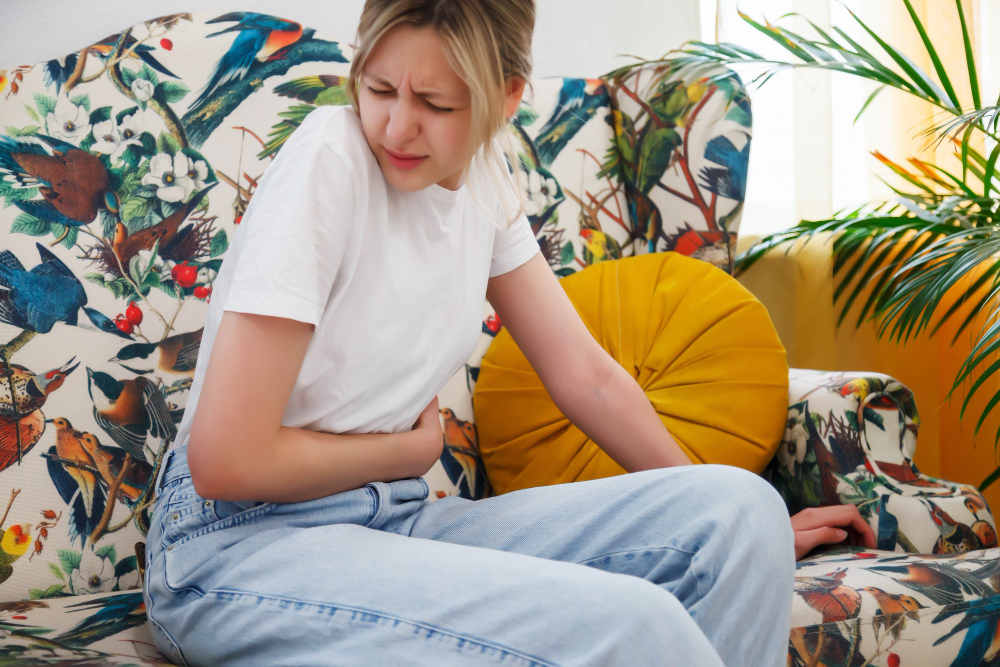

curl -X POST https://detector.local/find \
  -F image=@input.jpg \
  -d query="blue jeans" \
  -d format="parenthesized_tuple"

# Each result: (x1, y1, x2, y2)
(143, 442, 794, 666)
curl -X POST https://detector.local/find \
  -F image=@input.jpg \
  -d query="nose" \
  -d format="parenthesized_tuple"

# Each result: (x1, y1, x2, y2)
(385, 97, 419, 145)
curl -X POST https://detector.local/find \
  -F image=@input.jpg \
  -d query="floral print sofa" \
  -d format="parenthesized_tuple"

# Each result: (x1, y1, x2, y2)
(0, 11, 996, 667)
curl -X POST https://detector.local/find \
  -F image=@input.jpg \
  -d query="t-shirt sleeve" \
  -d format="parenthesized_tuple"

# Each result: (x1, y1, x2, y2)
(221, 138, 356, 327)
(489, 210, 540, 278)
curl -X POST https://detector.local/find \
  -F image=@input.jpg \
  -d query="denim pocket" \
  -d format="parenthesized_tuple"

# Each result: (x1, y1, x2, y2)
(157, 478, 222, 548)
(162, 499, 277, 595)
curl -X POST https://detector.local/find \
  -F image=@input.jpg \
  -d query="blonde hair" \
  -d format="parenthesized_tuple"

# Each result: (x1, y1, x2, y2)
(345, 0, 535, 230)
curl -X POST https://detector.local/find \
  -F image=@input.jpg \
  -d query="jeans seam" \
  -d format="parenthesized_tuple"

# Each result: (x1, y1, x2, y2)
(208, 587, 560, 667)
(146, 554, 193, 667)
(577, 543, 695, 567)
(577, 545, 705, 598)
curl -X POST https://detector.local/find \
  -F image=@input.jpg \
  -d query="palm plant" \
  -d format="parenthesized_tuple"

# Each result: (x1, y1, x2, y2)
(604, 1, 1000, 489)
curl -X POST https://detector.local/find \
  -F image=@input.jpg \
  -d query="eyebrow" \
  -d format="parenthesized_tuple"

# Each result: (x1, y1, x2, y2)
(364, 73, 457, 100)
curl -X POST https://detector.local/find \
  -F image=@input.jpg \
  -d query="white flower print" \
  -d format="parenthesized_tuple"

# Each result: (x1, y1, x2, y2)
(185, 155, 209, 191)
(70, 549, 115, 595)
(523, 169, 558, 217)
(116, 568, 140, 590)
(91, 114, 142, 163)
(777, 406, 809, 475)
(114, 113, 142, 158)
(91, 119, 119, 155)
(142, 151, 195, 203)
(45, 95, 91, 144)
(131, 78, 154, 102)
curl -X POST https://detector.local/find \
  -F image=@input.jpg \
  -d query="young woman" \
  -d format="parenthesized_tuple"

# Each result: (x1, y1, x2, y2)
(143, 1, 875, 665)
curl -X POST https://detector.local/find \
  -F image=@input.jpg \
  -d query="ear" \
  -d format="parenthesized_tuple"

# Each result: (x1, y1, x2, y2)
(504, 75, 526, 120)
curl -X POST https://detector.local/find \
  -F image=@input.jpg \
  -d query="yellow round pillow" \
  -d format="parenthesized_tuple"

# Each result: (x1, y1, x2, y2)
(473, 251, 789, 496)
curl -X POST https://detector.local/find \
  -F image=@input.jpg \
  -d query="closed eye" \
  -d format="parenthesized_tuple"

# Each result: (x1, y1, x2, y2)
(366, 86, 454, 113)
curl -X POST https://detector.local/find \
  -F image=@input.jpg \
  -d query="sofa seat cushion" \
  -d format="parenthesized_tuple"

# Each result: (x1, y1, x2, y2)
(473, 251, 788, 495)
(791, 545, 1000, 665)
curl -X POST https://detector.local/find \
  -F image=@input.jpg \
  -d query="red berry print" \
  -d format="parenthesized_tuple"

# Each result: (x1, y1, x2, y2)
(887, 653, 900, 667)
(194, 285, 212, 299)
(115, 318, 133, 335)
(160, 38, 173, 50)
(484, 314, 502, 334)
(176, 264, 197, 288)
(125, 302, 143, 325)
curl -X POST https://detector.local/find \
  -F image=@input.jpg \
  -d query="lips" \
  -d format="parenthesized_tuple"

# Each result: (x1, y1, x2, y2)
(385, 147, 427, 171)
(386, 148, 425, 159)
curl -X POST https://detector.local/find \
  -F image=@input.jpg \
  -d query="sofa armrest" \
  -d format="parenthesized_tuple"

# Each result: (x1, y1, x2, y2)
(764, 368, 997, 554)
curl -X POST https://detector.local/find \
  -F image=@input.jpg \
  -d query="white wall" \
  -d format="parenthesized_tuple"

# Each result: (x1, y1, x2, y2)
(0, 1, 701, 79)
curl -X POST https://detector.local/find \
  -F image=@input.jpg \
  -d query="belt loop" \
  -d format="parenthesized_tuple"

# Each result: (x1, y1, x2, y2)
(154, 448, 174, 495)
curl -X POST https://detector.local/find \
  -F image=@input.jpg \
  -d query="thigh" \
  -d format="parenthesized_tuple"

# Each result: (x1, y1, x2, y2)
(388, 464, 795, 667)
(146, 514, 723, 667)
(394, 464, 788, 575)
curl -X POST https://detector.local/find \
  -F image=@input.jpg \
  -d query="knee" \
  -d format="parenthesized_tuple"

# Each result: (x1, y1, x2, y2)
(696, 465, 794, 569)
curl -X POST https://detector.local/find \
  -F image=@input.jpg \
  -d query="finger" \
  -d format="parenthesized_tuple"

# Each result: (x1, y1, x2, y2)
(795, 526, 848, 555)
(790, 505, 861, 531)
(831, 507, 876, 547)
(791, 505, 875, 548)
(848, 512, 877, 548)
(845, 527, 868, 548)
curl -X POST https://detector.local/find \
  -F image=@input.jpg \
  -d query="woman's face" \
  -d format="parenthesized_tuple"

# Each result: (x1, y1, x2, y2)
(356, 24, 477, 192)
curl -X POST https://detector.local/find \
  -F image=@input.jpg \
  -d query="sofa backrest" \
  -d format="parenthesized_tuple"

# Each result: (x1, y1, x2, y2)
(0, 11, 750, 602)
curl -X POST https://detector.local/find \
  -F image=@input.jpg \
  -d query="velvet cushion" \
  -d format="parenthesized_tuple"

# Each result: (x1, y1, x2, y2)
(473, 251, 789, 495)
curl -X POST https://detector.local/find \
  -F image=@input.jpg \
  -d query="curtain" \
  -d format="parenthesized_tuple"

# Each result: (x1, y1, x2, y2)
(703, 0, 1000, 509)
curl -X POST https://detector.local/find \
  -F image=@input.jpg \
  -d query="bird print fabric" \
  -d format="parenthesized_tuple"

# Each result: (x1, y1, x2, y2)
(0, 10, 992, 667)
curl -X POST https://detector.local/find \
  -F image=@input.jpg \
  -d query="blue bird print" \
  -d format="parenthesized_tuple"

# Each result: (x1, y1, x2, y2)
(876, 494, 900, 550)
(698, 133, 750, 202)
(43, 433, 108, 551)
(188, 12, 304, 113)
(41, 54, 80, 95)
(535, 78, 608, 167)
(55, 591, 148, 646)
(0, 243, 133, 339)
(627, 188, 663, 253)
(932, 594, 1000, 666)
(86, 33, 180, 79)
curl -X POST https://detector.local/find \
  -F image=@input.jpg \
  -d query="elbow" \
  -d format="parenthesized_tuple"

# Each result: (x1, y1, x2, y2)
(186, 422, 260, 501)
(552, 358, 616, 416)
(185, 423, 239, 500)
(185, 430, 219, 498)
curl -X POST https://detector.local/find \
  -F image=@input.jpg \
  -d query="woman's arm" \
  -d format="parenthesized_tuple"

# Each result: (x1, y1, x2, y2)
(557, 361, 693, 471)
(187, 310, 438, 503)
(486, 254, 692, 473)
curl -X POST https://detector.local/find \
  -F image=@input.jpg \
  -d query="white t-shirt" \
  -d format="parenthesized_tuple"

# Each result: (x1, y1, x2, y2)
(173, 105, 539, 448)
